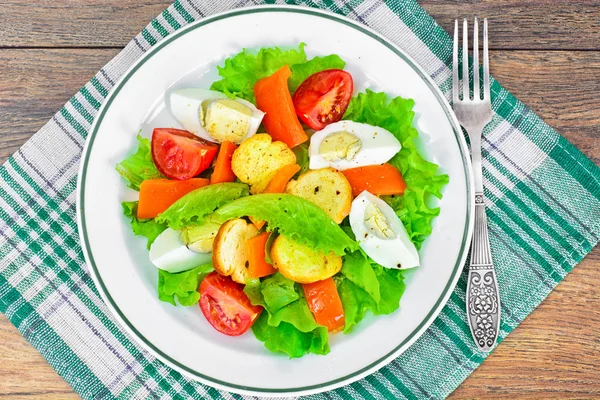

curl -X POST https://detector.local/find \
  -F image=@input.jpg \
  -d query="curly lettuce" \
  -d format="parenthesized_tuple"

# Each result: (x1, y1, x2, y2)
(343, 90, 449, 248)
(156, 183, 249, 229)
(116, 134, 163, 190)
(158, 263, 214, 306)
(210, 194, 358, 256)
(122, 201, 167, 249)
(210, 43, 346, 103)
(336, 251, 406, 333)
(245, 274, 329, 358)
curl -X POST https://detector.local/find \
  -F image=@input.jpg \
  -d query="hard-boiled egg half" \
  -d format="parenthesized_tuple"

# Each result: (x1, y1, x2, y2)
(169, 89, 265, 144)
(309, 121, 401, 170)
(349, 191, 419, 269)
(149, 228, 212, 273)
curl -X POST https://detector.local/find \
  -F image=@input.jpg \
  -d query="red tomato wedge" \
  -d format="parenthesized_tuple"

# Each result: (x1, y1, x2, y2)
(303, 278, 345, 333)
(342, 163, 407, 197)
(152, 128, 218, 180)
(254, 66, 308, 148)
(292, 69, 354, 130)
(199, 272, 262, 336)
(137, 178, 209, 219)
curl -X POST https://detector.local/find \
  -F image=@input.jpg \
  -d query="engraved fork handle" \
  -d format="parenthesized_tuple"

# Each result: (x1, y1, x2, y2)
(466, 128, 500, 352)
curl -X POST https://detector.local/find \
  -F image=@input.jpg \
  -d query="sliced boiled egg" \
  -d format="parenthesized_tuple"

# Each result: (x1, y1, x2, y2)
(309, 121, 401, 170)
(169, 88, 265, 144)
(149, 228, 212, 273)
(349, 191, 419, 269)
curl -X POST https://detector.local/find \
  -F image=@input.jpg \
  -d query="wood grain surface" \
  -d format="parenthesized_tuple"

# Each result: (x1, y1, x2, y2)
(0, 1, 598, 399)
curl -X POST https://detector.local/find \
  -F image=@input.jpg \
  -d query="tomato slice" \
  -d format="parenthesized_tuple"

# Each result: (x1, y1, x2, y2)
(199, 272, 262, 336)
(152, 128, 218, 180)
(292, 69, 354, 130)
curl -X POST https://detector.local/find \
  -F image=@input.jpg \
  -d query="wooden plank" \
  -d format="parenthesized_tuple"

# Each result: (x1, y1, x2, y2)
(0, 1, 599, 50)
(0, 48, 120, 162)
(0, 316, 79, 399)
(0, 49, 597, 166)
(420, 0, 600, 50)
(0, 0, 172, 48)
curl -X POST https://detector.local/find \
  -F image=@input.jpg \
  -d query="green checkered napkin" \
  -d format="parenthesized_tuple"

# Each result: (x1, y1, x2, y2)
(1, 0, 598, 398)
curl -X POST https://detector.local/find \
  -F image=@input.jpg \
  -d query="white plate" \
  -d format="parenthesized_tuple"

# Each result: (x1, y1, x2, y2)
(77, 5, 473, 397)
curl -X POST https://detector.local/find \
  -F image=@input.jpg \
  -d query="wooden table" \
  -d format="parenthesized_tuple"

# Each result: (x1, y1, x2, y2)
(0, 1, 598, 398)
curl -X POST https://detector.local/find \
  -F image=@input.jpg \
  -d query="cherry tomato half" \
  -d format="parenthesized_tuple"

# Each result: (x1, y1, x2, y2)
(199, 272, 262, 336)
(151, 128, 218, 180)
(292, 69, 354, 131)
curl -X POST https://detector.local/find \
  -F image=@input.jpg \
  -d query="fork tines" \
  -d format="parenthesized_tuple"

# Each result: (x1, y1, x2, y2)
(453, 18, 490, 103)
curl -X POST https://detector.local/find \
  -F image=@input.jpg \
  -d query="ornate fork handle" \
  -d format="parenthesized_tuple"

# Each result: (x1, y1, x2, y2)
(466, 191, 500, 352)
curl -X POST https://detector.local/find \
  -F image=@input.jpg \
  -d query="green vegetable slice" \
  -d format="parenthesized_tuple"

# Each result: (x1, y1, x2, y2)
(336, 251, 406, 333)
(116, 134, 163, 190)
(121, 201, 167, 249)
(245, 274, 329, 358)
(158, 263, 214, 306)
(343, 89, 449, 248)
(210, 193, 358, 256)
(157, 182, 249, 229)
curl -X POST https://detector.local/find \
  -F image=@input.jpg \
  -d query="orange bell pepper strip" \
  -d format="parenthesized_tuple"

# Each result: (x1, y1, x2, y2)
(303, 278, 345, 333)
(342, 164, 407, 197)
(254, 65, 308, 148)
(250, 164, 301, 229)
(210, 141, 238, 184)
(247, 232, 276, 278)
(137, 178, 209, 219)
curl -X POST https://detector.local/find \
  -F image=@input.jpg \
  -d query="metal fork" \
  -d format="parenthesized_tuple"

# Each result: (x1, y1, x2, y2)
(453, 18, 500, 352)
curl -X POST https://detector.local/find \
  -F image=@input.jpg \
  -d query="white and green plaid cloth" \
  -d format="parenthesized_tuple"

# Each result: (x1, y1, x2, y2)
(1, 0, 598, 399)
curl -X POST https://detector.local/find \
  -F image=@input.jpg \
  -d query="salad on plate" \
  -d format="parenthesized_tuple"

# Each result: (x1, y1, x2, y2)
(116, 44, 448, 358)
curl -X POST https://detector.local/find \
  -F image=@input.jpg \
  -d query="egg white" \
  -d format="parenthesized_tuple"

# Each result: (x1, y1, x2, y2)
(169, 88, 264, 143)
(349, 191, 419, 270)
(309, 120, 401, 170)
(149, 228, 212, 273)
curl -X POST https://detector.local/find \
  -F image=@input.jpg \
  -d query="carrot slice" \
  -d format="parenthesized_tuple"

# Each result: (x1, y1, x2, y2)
(303, 278, 345, 333)
(342, 164, 407, 197)
(264, 164, 301, 194)
(249, 164, 301, 229)
(254, 66, 308, 148)
(210, 141, 238, 184)
(137, 178, 209, 219)
(247, 232, 276, 278)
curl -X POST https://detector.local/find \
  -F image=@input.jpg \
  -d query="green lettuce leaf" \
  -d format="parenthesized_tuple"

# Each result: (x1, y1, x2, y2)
(341, 250, 380, 303)
(158, 263, 214, 306)
(122, 201, 167, 249)
(251, 313, 329, 359)
(343, 90, 449, 248)
(288, 54, 346, 93)
(210, 44, 307, 103)
(336, 251, 406, 333)
(210, 194, 358, 256)
(259, 273, 299, 312)
(156, 183, 249, 229)
(116, 134, 163, 190)
(210, 44, 347, 103)
(245, 274, 330, 358)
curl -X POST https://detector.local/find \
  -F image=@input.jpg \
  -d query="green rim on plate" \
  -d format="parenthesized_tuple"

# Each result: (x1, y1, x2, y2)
(77, 5, 473, 394)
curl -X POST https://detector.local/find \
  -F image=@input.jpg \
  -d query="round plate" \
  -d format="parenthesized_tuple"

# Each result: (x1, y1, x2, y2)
(77, 5, 473, 397)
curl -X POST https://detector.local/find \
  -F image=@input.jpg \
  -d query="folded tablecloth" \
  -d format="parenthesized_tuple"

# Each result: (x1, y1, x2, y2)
(1, 0, 598, 399)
